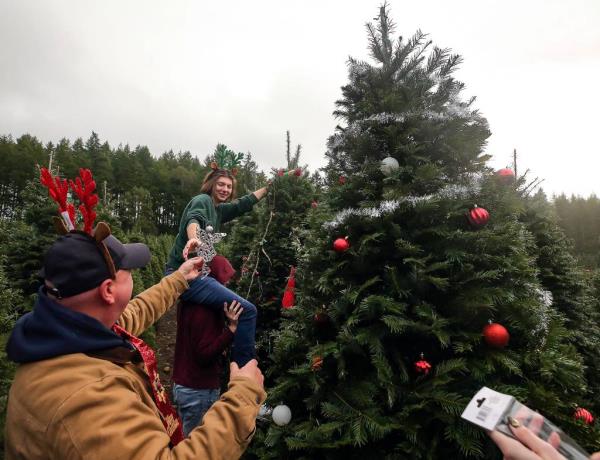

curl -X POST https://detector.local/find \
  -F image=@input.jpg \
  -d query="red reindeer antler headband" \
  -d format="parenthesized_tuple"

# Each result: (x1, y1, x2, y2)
(40, 167, 100, 235)
(69, 168, 99, 234)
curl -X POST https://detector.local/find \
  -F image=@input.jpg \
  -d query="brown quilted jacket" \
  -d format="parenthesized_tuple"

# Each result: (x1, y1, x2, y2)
(4, 271, 266, 459)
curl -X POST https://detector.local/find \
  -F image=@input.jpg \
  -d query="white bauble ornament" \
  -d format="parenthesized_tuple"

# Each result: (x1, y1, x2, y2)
(380, 156, 399, 176)
(205, 225, 214, 233)
(272, 404, 292, 426)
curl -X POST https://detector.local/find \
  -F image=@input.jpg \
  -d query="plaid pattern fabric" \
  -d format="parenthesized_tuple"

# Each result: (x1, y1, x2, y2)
(112, 324, 185, 446)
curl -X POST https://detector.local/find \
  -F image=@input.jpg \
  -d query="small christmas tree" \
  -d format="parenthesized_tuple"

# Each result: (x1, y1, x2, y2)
(228, 133, 317, 374)
(255, 6, 600, 458)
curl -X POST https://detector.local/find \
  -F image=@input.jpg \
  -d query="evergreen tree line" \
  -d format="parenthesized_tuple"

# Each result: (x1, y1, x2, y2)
(0, 132, 262, 234)
(2, 132, 600, 270)
(553, 194, 600, 267)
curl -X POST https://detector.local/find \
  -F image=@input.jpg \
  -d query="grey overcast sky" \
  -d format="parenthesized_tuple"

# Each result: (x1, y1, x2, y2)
(1, 0, 599, 197)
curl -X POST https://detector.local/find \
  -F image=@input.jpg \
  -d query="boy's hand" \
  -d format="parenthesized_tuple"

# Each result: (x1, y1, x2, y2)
(224, 300, 242, 333)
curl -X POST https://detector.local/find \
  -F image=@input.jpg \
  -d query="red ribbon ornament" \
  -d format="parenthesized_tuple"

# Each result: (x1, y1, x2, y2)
(282, 266, 296, 309)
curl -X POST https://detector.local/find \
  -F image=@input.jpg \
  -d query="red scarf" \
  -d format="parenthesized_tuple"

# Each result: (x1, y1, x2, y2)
(112, 323, 184, 445)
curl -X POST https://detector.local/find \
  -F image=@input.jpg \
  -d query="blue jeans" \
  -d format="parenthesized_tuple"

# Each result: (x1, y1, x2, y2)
(167, 268, 257, 366)
(173, 384, 219, 436)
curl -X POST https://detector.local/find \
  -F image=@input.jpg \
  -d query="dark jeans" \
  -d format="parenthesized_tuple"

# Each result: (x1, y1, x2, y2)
(173, 384, 219, 436)
(167, 268, 257, 366)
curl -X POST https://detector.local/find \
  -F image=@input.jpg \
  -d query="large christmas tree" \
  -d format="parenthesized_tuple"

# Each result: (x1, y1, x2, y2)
(254, 6, 600, 459)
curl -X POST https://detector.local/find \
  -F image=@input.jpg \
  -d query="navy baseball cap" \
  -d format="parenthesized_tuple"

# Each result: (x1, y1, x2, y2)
(42, 231, 151, 298)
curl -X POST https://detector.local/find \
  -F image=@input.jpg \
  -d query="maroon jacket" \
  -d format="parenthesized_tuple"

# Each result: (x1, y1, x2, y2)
(172, 256, 236, 390)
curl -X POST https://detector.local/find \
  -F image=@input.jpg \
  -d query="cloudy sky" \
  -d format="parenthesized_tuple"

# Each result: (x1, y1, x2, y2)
(1, 0, 599, 196)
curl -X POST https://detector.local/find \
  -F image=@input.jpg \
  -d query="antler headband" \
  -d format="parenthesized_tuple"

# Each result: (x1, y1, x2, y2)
(40, 167, 116, 278)
(40, 168, 76, 231)
(210, 145, 243, 176)
(40, 167, 100, 235)
(69, 168, 99, 234)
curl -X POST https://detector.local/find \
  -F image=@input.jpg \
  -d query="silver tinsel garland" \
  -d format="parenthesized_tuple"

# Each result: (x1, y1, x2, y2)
(323, 178, 483, 230)
(533, 287, 553, 351)
(328, 104, 473, 153)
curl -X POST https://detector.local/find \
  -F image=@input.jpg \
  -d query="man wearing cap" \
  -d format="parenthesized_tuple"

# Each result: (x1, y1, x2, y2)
(4, 227, 266, 459)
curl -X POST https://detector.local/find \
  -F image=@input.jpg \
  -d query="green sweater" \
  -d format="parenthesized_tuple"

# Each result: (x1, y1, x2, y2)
(167, 193, 259, 270)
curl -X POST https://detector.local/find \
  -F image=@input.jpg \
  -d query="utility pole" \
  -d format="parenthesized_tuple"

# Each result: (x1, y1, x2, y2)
(513, 148, 518, 179)
(48, 150, 54, 173)
(286, 130, 291, 169)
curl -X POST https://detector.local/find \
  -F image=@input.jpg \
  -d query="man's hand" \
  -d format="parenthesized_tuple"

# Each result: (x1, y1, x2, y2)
(230, 359, 264, 390)
(177, 257, 204, 281)
(224, 300, 243, 333)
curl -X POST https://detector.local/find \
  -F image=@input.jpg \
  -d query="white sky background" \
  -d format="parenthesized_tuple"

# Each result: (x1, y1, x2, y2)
(1, 0, 599, 197)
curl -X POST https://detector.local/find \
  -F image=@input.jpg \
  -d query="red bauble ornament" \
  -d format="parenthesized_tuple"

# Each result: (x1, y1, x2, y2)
(294, 168, 302, 177)
(333, 237, 350, 252)
(467, 205, 490, 228)
(574, 407, 594, 425)
(338, 176, 346, 185)
(311, 356, 323, 371)
(311, 200, 318, 209)
(415, 358, 432, 375)
(495, 168, 515, 184)
(277, 169, 285, 177)
(483, 322, 510, 348)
